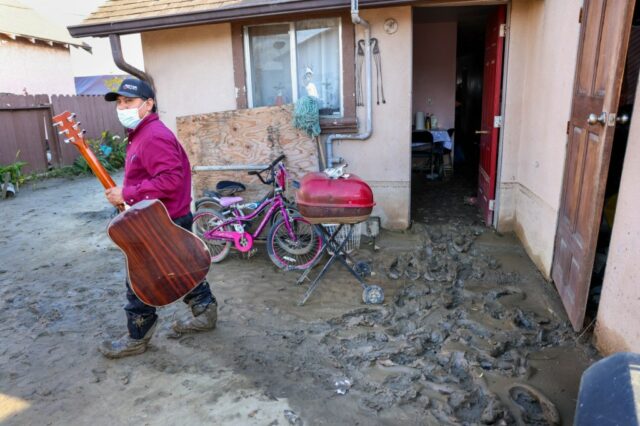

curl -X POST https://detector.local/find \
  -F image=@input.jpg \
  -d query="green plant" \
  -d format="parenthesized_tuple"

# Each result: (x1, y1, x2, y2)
(100, 131, 127, 170)
(0, 151, 27, 186)
(70, 132, 127, 175)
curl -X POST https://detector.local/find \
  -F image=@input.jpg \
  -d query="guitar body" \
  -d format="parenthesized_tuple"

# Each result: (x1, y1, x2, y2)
(52, 111, 211, 306)
(107, 199, 211, 306)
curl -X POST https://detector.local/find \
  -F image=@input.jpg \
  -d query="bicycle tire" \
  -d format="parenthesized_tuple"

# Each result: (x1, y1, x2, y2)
(266, 214, 323, 270)
(192, 209, 231, 263)
(195, 197, 223, 212)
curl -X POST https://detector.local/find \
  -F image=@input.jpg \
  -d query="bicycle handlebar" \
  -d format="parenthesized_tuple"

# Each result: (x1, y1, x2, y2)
(270, 154, 286, 168)
(247, 154, 286, 185)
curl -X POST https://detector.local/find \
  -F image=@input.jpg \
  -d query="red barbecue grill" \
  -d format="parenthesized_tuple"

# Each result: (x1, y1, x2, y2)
(295, 167, 384, 305)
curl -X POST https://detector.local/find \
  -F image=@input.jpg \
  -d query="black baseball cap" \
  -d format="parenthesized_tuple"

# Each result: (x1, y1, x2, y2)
(105, 78, 155, 101)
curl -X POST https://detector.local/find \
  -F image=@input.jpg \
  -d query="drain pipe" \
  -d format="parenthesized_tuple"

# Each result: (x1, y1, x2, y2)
(109, 34, 155, 90)
(325, 0, 373, 168)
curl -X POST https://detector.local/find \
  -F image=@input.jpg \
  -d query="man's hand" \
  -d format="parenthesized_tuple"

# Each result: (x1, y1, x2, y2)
(105, 187, 125, 207)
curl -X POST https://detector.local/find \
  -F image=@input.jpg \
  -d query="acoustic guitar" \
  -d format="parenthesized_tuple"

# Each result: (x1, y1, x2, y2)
(53, 111, 211, 306)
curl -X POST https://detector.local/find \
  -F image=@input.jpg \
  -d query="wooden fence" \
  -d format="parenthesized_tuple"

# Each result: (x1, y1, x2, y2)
(0, 93, 124, 173)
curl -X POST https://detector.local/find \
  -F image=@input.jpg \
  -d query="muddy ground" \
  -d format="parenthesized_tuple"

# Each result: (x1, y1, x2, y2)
(0, 173, 597, 425)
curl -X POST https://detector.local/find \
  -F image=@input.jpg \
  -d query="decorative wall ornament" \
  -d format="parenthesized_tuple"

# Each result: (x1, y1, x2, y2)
(384, 18, 398, 35)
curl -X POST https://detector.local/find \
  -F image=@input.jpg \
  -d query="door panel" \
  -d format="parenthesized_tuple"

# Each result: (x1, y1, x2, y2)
(477, 5, 506, 225)
(578, 3, 604, 93)
(552, 0, 635, 331)
(564, 127, 586, 226)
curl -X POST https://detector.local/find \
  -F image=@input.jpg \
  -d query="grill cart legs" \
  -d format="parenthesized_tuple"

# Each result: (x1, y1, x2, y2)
(297, 224, 384, 306)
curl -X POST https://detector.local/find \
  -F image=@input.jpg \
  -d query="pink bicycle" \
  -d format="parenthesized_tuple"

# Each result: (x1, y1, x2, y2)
(193, 155, 324, 270)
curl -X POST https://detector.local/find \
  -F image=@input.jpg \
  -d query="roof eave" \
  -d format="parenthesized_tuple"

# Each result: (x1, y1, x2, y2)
(0, 30, 90, 50)
(68, 0, 412, 38)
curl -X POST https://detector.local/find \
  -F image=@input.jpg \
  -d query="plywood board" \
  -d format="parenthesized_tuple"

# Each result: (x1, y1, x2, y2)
(177, 104, 318, 200)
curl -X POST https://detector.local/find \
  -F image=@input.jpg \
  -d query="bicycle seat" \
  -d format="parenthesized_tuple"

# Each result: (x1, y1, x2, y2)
(216, 180, 246, 196)
(219, 196, 243, 207)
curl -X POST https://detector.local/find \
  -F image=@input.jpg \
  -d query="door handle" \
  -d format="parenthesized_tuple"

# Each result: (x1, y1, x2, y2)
(475, 130, 490, 134)
(616, 114, 630, 125)
(587, 112, 607, 125)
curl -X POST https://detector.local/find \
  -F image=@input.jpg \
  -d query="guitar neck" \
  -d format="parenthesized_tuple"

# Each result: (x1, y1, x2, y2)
(75, 139, 117, 190)
(52, 111, 124, 212)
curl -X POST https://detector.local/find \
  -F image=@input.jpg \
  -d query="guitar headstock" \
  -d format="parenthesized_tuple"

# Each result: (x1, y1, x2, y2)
(52, 111, 86, 147)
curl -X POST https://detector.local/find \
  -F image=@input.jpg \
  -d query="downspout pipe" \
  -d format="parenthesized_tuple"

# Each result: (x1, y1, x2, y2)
(325, 0, 373, 168)
(109, 34, 155, 91)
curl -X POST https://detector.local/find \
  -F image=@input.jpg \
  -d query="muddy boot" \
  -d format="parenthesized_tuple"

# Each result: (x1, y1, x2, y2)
(405, 255, 421, 281)
(172, 301, 217, 334)
(388, 256, 407, 280)
(508, 383, 560, 425)
(99, 317, 157, 359)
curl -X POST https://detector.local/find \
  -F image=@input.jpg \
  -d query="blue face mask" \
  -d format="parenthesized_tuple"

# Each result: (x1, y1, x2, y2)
(117, 102, 147, 129)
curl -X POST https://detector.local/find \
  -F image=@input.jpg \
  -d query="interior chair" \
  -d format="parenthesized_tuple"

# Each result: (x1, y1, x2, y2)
(432, 141, 444, 179)
(411, 131, 434, 173)
(443, 128, 455, 178)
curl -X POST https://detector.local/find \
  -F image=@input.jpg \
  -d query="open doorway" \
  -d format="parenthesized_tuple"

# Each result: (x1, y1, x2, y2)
(585, 5, 640, 323)
(410, 5, 503, 226)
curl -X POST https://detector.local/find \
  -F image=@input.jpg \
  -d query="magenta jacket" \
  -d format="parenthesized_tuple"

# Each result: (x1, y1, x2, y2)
(121, 113, 191, 219)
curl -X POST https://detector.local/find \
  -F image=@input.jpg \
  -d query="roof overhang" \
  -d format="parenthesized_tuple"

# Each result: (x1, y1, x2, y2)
(68, 0, 413, 38)
(0, 31, 91, 51)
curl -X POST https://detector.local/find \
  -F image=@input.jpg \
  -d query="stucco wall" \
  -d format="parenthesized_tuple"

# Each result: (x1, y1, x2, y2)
(0, 36, 75, 95)
(331, 6, 413, 229)
(141, 12, 412, 229)
(497, 0, 582, 277)
(412, 21, 457, 130)
(141, 24, 237, 134)
(594, 85, 640, 354)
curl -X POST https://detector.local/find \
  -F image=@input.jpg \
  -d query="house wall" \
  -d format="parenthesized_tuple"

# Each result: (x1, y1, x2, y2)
(141, 24, 237, 134)
(140, 12, 412, 229)
(412, 21, 457, 130)
(332, 6, 413, 229)
(497, 0, 582, 278)
(0, 36, 75, 95)
(594, 84, 640, 354)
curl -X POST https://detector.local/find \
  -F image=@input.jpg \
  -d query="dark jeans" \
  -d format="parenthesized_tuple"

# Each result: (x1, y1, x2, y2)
(124, 212, 215, 339)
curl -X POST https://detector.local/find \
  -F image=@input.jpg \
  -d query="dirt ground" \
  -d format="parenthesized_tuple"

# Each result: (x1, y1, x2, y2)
(0, 173, 598, 425)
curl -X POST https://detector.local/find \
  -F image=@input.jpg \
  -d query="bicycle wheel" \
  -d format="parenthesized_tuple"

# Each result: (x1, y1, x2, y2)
(192, 209, 231, 263)
(195, 197, 222, 212)
(267, 214, 323, 270)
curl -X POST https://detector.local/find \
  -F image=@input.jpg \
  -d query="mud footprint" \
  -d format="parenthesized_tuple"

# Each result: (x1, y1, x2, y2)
(508, 383, 560, 425)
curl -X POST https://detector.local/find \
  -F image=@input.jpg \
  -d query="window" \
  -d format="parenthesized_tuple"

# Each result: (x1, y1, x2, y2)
(244, 17, 343, 117)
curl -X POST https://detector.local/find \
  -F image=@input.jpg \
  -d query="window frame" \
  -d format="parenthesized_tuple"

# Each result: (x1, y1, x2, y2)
(243, 19, 344, 118)
(232, 12, 357, 133)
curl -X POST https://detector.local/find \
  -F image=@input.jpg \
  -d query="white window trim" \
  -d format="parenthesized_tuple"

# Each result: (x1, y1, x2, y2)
(289, 22, 299, 103)
(243, 18, 344, 117)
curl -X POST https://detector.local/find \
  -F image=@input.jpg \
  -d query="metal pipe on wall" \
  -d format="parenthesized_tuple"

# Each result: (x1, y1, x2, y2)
(193, 164, 269, 172)
(109, 34, 155, 91)
(324, 0, 373, 168)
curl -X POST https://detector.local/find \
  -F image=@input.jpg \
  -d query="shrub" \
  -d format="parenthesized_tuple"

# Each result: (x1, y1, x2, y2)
(101, 131, 127, 170)
(0, 152, 27, 186)
(71, 132, 127, 175)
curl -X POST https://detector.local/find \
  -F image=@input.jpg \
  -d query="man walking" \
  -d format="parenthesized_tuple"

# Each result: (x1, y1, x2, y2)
(99, 78, 217, 359)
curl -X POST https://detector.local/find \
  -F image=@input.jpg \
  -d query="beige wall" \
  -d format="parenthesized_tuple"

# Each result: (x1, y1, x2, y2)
(141, 11, 412, 229)
(331, 6, 413, 229)
(497, 0, 582, 277)
(594, 86, 640, 354)
(0, 36, 75, 95)
(141, 24, 237, 134)
(412, 21, 457, 130)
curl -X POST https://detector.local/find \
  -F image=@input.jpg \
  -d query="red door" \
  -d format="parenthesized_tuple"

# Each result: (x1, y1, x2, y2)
(477, 6, 506, 225)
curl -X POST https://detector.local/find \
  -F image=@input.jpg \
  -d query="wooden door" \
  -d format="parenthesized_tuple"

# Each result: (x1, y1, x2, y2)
(477, 6, 506, 226)
(552, 0, 635, 331)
